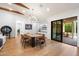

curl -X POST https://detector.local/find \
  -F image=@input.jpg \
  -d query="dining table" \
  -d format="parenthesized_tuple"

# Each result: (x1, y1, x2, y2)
(27, 34, 43, 47)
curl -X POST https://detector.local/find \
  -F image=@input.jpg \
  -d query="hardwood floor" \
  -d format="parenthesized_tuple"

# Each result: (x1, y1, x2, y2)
(0, 36, 79, 56)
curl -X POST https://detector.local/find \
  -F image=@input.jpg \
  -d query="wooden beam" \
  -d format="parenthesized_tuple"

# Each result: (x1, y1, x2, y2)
(0, 7, 24, 15)
(11, 10, 24, 15)
(0, 7, 9, 11)
(14, 3, 29, 9)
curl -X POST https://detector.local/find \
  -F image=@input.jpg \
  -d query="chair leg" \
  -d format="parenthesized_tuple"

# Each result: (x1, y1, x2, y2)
(21, 40, 24, 47)
(24, 41, 26, 48)
(44, 39, 46, 46)
(44, 41, 46, 46)
(39, 42, 42, 48)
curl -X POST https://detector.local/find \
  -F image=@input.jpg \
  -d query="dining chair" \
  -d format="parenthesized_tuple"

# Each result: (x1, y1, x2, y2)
(21, 34, 25, 47)
(36, 34, 46, 48)
(21, 34, 31, 48)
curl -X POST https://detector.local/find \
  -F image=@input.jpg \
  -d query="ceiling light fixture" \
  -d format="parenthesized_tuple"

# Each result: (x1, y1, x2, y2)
(46, 8, 50, 12)
(40, 4, 43, 7)
(9, 8, 13, 10)
(8, 3, 12, 5)
(23, 10, 25, 12)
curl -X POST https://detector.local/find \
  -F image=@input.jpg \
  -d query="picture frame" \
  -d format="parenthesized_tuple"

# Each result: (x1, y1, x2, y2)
(25, 24, 32, 30)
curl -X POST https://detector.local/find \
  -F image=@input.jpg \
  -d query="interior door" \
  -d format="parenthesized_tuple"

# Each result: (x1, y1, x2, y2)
(51, 20, 63, 42)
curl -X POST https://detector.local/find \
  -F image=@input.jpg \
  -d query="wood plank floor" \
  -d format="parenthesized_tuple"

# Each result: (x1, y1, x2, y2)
(0, 36, 79, 56)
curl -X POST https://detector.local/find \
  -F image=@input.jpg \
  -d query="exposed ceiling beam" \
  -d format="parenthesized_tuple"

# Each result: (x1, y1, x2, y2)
(0, 7, 24, 15)
(14, 3, 29, 9)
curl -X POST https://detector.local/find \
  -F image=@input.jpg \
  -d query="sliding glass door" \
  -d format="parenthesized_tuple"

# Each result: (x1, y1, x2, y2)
(51, 21, 57, 40)
(51, 20, 63, 42)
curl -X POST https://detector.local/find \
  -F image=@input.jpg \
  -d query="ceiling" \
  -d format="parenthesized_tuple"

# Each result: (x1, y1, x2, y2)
(0, 3, 79, 22)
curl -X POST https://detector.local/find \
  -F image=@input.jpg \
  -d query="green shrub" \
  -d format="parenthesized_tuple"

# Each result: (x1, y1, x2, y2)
(65, 23, 72, 33)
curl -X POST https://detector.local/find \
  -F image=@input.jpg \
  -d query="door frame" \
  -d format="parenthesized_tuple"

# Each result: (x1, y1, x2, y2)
(51, 19, 63, 42)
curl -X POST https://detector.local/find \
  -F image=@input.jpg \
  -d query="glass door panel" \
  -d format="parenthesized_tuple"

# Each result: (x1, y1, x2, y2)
(51, 20, 62, 42)
(56, 20, 62, 42)
(52, 22, 56, 39)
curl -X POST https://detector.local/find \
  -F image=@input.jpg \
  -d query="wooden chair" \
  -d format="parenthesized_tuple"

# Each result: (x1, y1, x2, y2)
(21, 34, 25, 47)
(21, 34, 31, 48)
(36, 34, 46, 48)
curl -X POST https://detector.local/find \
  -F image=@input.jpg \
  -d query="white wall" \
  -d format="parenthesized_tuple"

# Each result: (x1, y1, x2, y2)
(15, 20, 40, 37)
(0, 10, 40, 37)
(0, 11, 16, 37)
(47, 8, 79, 47)
(0, 11, 31, 37)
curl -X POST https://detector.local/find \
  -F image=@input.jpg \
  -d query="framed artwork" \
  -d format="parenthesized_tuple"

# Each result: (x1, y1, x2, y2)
(25, 24, 32, 30)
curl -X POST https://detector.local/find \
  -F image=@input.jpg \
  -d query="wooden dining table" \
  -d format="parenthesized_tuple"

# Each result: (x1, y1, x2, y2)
(27, 34, 43, 47)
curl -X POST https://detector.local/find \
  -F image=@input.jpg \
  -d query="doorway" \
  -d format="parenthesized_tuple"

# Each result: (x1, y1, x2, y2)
(16, 22, 22, 37)
(51, 16, 77, 46)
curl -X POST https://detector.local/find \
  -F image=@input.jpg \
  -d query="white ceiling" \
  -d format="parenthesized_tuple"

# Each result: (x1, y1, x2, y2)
(0, 3, 79, 22)
(27, 3, 79, 15)
(26, 3, 79, 22)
